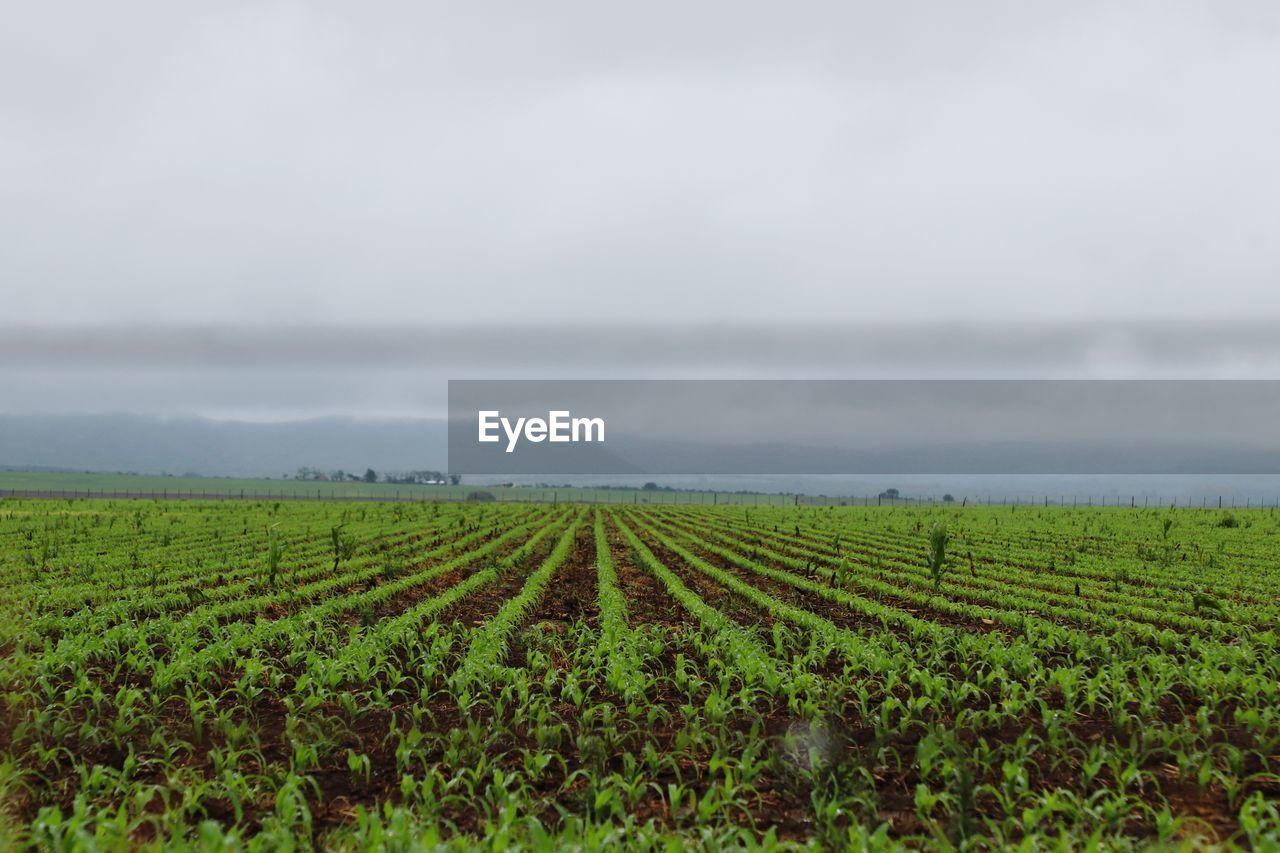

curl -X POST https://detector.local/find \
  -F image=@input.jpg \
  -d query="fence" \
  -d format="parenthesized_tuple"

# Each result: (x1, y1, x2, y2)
(2, 488, 1275, 509)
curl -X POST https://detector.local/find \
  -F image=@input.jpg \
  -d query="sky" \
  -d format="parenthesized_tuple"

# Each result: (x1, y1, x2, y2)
(3, 321, 1280, 420)
(3, 1, 1280, 331)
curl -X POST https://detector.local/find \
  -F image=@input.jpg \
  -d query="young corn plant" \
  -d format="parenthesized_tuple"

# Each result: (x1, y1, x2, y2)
(265, 523, 283, 587)
(927, 523, 950, 591)
(330, 524, 357, 571)
(1112, 563, 1131, 594)
(1191, 588, 1223, 614)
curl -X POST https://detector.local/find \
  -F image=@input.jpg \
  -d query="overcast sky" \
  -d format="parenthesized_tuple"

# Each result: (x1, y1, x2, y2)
(4, 1, 1280, 328)
(4, 4, 1280, 424)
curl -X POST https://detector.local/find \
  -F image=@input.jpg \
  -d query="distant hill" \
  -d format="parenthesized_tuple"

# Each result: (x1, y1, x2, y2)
(0, 414, 447, 478)
(3, 413, 1279, 503)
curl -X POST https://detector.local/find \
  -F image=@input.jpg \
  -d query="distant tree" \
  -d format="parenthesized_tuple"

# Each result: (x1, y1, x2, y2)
(402, 470, 447, 484)
(878, 488, 900, 500)
(363, 468, 377, 483)
(943, 494, 955, 503)
(449, 474, 461, 485)
(642, 482, 659, 491)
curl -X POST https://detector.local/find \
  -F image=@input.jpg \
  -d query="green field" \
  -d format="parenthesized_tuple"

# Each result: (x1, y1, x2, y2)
(0, 472, 801, 506)
(1, 498, 1278, 848)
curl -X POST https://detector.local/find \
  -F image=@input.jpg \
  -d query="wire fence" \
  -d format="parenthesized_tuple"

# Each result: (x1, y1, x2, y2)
(2, 488, 1275, 509)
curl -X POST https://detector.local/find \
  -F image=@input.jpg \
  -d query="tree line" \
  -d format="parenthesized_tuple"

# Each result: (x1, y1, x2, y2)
(293, 467, 460, 485)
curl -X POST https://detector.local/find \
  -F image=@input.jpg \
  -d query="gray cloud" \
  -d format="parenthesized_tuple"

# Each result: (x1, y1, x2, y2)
(3, 321, 1280, 419)
(3, 2, 1280, 326)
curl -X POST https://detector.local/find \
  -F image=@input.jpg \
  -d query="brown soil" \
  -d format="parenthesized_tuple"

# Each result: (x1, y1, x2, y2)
(507, 528, 598, 668)
(628, 524, 779, 631)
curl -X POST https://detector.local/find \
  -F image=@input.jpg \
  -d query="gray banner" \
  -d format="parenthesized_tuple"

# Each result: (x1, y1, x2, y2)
(447, 380, 1280, 475)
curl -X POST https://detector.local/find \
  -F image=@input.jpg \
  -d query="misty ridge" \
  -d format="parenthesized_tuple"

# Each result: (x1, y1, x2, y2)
(447, 379, 1280, 474)
(0, 414, 447, 480)
(4, 412, 1280, 502)
(4, 322, 1280, 491)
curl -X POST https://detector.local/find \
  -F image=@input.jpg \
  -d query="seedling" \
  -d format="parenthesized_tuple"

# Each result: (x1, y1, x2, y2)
(265, 523, 283, 587)
(330, 524, 357, 571)
(1191, 589, 1223, 613)
(927, 523, 950, 591)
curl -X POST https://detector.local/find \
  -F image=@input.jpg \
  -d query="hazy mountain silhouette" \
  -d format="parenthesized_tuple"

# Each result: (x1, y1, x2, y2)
(0, 414, 447, 477)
